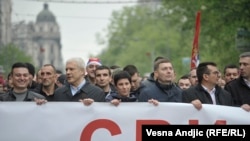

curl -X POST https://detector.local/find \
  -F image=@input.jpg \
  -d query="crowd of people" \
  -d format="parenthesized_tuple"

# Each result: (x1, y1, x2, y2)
(0, 51, 250, 111)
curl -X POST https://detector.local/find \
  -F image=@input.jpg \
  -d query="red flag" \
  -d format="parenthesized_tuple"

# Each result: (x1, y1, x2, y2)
(190, 11, 201, 70)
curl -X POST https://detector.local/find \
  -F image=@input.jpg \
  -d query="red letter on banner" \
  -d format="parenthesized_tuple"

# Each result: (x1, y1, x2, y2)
(189, 119, 199, 125)
(189, 119, 227, 125)
(214, 120, 226, 125)
(80, 119, 121, 141)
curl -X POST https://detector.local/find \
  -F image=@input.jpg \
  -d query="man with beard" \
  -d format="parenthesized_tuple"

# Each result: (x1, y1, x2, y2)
(31, 64, 58, 101)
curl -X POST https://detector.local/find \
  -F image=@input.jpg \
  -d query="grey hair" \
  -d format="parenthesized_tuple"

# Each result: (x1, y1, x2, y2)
(239, 52, 250, 58)
(66, 57, 85, 69)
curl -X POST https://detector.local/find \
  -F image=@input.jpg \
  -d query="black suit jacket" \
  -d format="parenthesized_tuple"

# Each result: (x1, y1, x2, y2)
(182, 84, 233, 106)
(53, 80, 105, 102)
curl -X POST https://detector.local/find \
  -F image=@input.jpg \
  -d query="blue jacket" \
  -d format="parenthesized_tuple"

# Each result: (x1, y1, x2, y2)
(138, 80, 182, 102)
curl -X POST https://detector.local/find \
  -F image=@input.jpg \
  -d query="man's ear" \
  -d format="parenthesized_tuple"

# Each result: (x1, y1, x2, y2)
(203, 73, 209, 81)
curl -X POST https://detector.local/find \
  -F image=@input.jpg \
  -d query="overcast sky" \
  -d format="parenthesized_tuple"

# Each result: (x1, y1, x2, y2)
(11, 0, 136, 64)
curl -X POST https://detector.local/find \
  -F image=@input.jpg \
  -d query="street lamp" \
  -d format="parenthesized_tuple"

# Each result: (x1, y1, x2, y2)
(236, 27, 250, 52)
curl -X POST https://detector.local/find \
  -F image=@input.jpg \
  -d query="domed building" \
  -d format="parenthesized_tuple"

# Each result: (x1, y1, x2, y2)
(37, 3, 56, 23)
(34, 3, 63, 70)
(12, 3, 64, 71)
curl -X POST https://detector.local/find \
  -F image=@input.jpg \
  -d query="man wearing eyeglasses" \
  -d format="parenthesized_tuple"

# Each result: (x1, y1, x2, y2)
(182, 62, 233, 110)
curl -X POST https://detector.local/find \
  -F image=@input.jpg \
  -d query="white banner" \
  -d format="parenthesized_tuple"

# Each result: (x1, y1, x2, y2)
(0, 102, 249, 141)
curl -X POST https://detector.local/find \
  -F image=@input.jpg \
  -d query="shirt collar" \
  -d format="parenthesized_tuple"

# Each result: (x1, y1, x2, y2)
(243, 78, 250, 88)
(201, 84, 216, 93)
(70, 79, 86, 95)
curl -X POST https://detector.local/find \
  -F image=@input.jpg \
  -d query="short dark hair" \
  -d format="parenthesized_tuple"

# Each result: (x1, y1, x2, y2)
(25, 62, 35, 77)
(123, 65, 139, 76)
(178, 74, 189, 83)
(95, 65, 111, 76)
(197, 62, 217, 83)
(179, 74, 189, 79)
(154, 56, 165, 62)
(11, 62, 29, 75)
(110, 65, 120, 70)
(153, 58, 171, 71)
(56, 69, 63, 74)
(57, 74, 66, 84)
(113, 70, 131, 86)
(223, 64, 239, 75)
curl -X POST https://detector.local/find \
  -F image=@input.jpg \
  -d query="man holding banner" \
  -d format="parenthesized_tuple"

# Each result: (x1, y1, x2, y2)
(183, 62, 233, 110)
(0, 62, 45, 103)
(225, 52, 250, 112)
(53, 57, 106, 105)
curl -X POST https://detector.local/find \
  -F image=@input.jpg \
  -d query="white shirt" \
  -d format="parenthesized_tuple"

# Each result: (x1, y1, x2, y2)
(202, 85, 216, 105)
(243, 78, 250, 88)
(70, 79, 86, 96)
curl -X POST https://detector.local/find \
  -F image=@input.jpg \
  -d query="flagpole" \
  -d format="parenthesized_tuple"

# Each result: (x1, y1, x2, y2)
(190, 11, 201, 70)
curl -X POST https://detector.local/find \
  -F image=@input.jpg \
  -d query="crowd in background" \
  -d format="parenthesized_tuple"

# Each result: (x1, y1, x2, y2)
(0, 51, 250, 111)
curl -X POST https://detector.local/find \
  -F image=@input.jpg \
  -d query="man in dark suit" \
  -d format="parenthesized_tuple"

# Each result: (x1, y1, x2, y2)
(225, 52, 250, 112)
(53, 57, 106, 105)
(182, 62, 233, 110)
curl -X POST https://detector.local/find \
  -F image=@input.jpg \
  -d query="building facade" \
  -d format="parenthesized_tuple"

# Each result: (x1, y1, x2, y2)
(0, 0, 12, 47)
(12, 3, 64, 71)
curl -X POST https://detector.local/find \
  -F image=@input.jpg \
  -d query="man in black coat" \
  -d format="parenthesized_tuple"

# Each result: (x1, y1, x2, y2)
(182, 62, 233, 110)
(53, 57, 105, 104)
(224, 52, 250, 112)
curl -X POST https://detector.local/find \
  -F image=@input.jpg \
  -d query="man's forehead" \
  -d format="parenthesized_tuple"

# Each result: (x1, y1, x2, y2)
(96, 69, 109, 72)
(13, 67, 29, 72)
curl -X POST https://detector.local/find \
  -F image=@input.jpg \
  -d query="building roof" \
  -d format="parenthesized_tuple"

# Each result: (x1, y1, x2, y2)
(36, 3, 56, 23)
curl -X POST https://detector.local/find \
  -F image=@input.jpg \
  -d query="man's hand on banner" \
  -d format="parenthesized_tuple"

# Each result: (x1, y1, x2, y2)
(80, 98, 94, 106)
(148, 99, 159, 106)
(191, 99, 202, 110)
(110, 99, 121, 106)
(34, 98, 47, 105)
(241, 104, 250, 112)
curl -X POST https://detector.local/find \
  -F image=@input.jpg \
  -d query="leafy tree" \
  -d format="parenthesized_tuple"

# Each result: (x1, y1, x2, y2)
(97, 5, 186, 76)
(0, 44, 33, 77)
(97, 0, 250, 79)
(161, 0, 250, 71)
